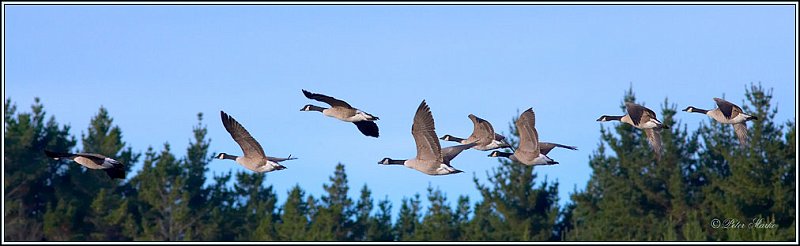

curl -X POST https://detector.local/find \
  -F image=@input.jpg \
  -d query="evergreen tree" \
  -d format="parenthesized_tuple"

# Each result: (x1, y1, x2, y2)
(697, 83, 795, 240)
(305, 194, 320, 238)
(76, 106, 140, 241)
(352, 185, 374, 241)
(462, 199, 501, 241)
(394, 194, 422, 241)
(474, 110, 561, 241)
(87, 189, 134, 240)
(453, 195, 471, 240)
(177, 113, 214, 240)
(554, 201, 576, 241)
(134, 145, 183, 240)
(198, 172, 237, 241)
(367, 197, 394, 241)
(277, 185, 310, 241)
(5, 98, 75, 241)
(567, 88, 698, 240)
(131, 113, 213, 241)
(233, 171, 279, 241)
(308, 163, 355, 241)
(417, 186, 458, 241)
(568, 84, 795, 241)
(5, 85, 793, 242)
(81, 106, 139, 181)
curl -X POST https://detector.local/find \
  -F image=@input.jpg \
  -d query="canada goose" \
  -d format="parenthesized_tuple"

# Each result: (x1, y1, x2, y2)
(217, 111, 296, 173)
(439, 114, 512, 151)
(378, 100, 477, 175)
(596, 102, 668, 159)
(487, 142, 577, 160)
(683, 97, 758, 147)
(44, 150, 125, 179)
(486, 108, 558, 166)
(300, 89, 380, 138)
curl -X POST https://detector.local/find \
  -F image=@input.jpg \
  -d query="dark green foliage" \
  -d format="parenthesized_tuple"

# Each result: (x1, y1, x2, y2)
(307, 163, 355, 241)
(351, 185, 373, 241)
(694, 83, 795, 240)
(233, 172, 279, 241)
(394, 194, 422, 241)
(471, 110, 562, 241)
(367, 197, 394, 241)
(277, 185, 311, 240)
(5, 98, 76, 241)
(453, 195, 471, 240)
(462, 199, 500, 240)
(567, 84, 795, 241)
(3, 83, 794, 242)
(417, 186, 460, 241)
(123, 113, 213, 241)
(198, 172, 236, 241)
(79, 107, 141, 241)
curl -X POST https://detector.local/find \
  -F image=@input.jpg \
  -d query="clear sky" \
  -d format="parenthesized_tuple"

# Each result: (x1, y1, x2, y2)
(4, 4, 796, 217)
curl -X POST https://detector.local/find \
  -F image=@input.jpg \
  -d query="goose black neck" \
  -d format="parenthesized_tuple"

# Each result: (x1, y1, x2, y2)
(388, 159, 406, 165)
(690, 108, 709, 114)
(222, 154, 238, 160)
(445, 136, 465, 143)
(494, 151, 513, 158)
(606, 115, 624, 121)
(308, 105, 326, 112)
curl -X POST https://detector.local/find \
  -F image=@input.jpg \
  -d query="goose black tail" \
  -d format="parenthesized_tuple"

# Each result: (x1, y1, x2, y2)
(104, 166, 126, 179)
(354, 121, 380, 138)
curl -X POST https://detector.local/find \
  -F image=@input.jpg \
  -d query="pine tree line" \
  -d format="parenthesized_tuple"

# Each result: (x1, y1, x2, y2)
(3, 83, 795, 241)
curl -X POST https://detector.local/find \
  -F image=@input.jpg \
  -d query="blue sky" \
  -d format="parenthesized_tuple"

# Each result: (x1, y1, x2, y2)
(4, 4, 796, 216)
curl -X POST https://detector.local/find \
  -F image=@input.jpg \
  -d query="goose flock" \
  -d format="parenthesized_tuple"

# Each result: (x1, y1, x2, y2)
(44, 91, 759, 179)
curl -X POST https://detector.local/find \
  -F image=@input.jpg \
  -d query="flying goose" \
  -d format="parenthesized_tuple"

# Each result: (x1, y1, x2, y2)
(44, 150, 126, 179)
(300, 89, 380, 138)
(217, 111, 296, 173)
(487, 142, 577, 160)
(487, 108, 558, 166)
(439, 114, 512, 151)
(441, 114, 576, 153)
(596, 102, 668, 159)
(378, 100, 477, 175)
(683, 97, 758, 147)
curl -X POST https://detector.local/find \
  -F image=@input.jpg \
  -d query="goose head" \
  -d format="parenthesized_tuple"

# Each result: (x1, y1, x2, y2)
(216, 153, 236, 160)
(300, 104, 326, 112)
(300, 104, 315, 111)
